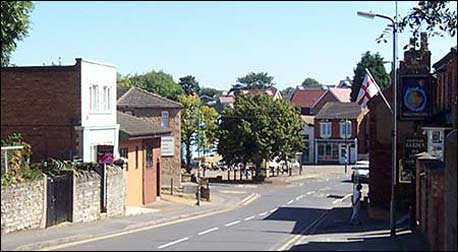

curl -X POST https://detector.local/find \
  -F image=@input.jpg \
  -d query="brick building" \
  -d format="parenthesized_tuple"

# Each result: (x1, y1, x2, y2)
(1, 58, 119, 162)
(117, 87, 183, 193)
(313, 102, 365, 164)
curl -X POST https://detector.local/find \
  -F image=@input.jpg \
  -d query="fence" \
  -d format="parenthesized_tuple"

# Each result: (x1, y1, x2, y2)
(1, 145, 24, 174)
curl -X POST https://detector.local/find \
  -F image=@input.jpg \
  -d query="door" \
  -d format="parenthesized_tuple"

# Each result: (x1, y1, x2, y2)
(338, 144, 349, 164)
(46, 172, 73, 227)
(143, 139, 156, 205)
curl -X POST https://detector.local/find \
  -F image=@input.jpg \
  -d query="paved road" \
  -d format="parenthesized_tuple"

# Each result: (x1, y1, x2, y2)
(57, 172, 353, 251)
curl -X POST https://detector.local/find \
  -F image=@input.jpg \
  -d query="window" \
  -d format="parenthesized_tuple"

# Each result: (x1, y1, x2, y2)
(320, 121, 332, 138)
(135, 146, 139, 169)
(146, 144, 153, 168)
(340, 120, 352, 138)
(318, 144, 325, 156)
(89, 85, 112, 112)
(89, 84, 100, 112)
(103, 86, 111, 111)
(161, 111, 169, 128)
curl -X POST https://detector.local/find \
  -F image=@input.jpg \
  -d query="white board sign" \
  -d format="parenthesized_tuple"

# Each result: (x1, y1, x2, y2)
(161, 136, 175, 156)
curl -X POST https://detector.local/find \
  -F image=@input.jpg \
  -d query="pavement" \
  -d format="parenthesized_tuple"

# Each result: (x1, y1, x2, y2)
(0, 183, 257, 251)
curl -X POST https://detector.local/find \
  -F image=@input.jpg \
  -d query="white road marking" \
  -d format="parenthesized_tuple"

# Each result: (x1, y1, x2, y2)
(306, 191, 315, 195)
(158, 237, 191, 249)
(224, 220, 241, 227)
(258, 211, 268, 216)
(332, 193, 353, 204)
(296, 195, 304, 200)
(244, 215, 256, 221)
(270, 208, 278, 213)
(198, 227, 219, 236)
(287, 200, 294, 205)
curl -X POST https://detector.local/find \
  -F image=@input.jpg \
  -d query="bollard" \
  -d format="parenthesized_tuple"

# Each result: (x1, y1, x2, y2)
(240, 170, 243, 181)
(171, 178, 173, 195)
(228, 170, 230, 181)
(234, 169, 236, 181)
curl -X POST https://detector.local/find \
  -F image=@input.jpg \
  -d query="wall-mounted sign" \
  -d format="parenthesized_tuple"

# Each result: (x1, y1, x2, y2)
(400, 76, 431, 120)
(97, 145, 114, 164)
(400, 136, 426, 183)
(161, 136, 175, 156)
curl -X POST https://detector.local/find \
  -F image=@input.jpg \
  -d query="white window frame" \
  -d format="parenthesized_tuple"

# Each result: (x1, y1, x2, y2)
(89, 84, 100, 112)
(103, 86, 111, 111)
(320, 121, 332, 138)
(339, 120, 352, 139)
(161, 111, 169, 128)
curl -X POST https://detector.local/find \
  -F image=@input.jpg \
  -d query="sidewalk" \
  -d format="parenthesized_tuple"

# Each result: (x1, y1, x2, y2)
(289, 204, 430, 251)
(0, 185, 256, 251)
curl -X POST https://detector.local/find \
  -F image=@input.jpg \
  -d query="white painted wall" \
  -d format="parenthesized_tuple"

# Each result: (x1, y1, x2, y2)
(79, 59, 119, 162)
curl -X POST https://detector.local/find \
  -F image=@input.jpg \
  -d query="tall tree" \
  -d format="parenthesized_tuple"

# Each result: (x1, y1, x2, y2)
(1, 1, 34, 66)
(351, 51, 390, 102)
(301, 78, 321, 87)
(178, 95, 200, 173)
(116, 72, 132, 88)
(129, 70, 184, 101)
(376, 1, 457, 46)
(235, 72, 275, 90)
(198, 105, 219, 156)
(179, 75, 200, 95)
(217, 94, 303, 179)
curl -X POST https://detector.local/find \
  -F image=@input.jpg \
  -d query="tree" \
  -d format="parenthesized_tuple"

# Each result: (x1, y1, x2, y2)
(217, 94, 304, 179)
(1, 1, 34, 66)
(235, 72, 275, 90)
(116, 72, 132, 88)
(129, 70, 184, 101)
(376, 1, 457, 47)
(301, 78, 321, 87)
(178, 75, 200, 96)
(198, 105, 219, 156)
(350, 51, 390, 102)
(178, 95, 200, 173)
(200, 87, 220, 97)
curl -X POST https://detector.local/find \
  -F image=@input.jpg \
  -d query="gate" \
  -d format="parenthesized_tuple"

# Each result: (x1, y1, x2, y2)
(46, 172, 73, 227)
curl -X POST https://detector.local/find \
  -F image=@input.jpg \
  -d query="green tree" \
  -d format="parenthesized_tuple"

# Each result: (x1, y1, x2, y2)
(116, 72, 132, 88)
(198, 105, 219, 156)
(217, 94, 303, 179)
(178, 95, 200, 173)
(376, 1, 456, 46)
(351, 51, 390, 102)
(301, 78, 321, 87)
(129, 70, 184, 101)
(200, 87, 220, 97)
(235, 72, 275, 90)
(1, 1, 34, 66)
(179, 75, 200, 95)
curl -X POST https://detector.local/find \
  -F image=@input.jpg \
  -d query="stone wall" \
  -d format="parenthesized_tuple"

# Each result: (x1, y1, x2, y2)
(1, 177, 46, 234)
(72, 170, 101, 223)
(106, 165, 125, 217)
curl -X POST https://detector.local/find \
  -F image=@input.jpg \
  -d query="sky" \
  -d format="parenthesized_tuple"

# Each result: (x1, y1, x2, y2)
(10, 1, 457, 91)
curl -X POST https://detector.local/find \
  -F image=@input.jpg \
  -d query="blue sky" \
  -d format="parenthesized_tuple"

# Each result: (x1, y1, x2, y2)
(11, 1, 457, 91)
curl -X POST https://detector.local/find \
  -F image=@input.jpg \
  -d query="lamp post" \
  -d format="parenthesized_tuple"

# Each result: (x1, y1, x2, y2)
(196, 102, 202, 206)
(357, 9, 398, 237)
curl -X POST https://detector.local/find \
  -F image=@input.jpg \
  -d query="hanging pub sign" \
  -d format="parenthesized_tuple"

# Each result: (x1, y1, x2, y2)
(400, 75, 431, 120)
(400, 136, 426, 183)
(97, 145, 114, 164)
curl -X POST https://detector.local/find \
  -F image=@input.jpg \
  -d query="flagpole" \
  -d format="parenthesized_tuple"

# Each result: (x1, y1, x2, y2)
(365, 68, 392, 112)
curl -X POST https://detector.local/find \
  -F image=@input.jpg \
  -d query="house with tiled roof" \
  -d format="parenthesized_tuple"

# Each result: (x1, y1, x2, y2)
(314, 102, 365, 164)
(117, 86, 183, 193)
(290, 87, 351, 116)
(118, 111, 171, 205)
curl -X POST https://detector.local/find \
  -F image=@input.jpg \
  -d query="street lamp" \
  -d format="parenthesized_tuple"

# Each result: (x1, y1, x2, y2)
(357, 9, 398, 237)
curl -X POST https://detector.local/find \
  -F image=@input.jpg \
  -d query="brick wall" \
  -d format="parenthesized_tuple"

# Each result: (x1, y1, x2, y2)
(118, 107, 182, 192)
(72, 170, 101, 223)
(445, 130, 457, 251)
(1, 64, 81, 162)
(314, 118, 358, 139)
(1, 177, 46, 234)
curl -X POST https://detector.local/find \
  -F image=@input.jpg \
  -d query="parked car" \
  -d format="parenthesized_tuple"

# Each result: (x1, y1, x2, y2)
(351, 166, 369, 183)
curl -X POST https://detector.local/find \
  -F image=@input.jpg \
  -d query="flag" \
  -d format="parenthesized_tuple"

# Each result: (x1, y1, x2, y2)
(356, 70, 380, 109)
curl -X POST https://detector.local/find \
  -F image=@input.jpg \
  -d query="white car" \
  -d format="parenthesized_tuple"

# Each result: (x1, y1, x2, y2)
(351, 166, 369, 183)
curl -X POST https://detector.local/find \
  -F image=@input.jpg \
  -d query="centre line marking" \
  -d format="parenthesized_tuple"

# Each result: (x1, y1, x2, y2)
(158, 237, 190, 249)
(287, 200, 294, 205)
(198, 227, 219, 236)
(244, 216, 256, 221)
(224, 220, 241, 227)
(306, 191, 315, 195)
(258, 211, 268, 216)
(296, 195, 304, 200)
